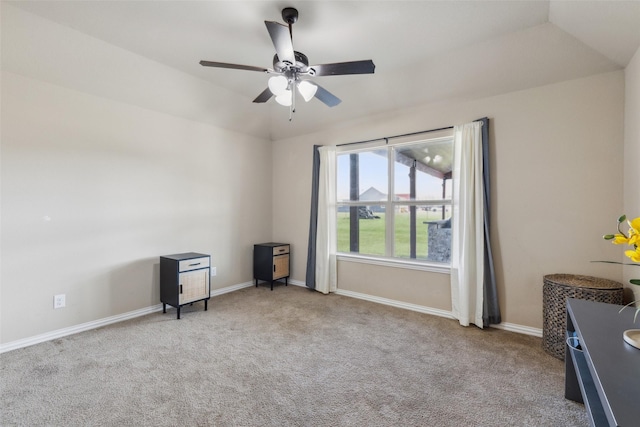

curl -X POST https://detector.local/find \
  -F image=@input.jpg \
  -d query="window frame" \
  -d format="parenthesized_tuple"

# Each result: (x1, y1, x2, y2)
(335, 131, 454, 269)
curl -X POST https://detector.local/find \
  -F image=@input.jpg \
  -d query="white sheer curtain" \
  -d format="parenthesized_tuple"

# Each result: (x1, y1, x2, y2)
(451, 122, 485, 327)
(315, 146, 337, 294)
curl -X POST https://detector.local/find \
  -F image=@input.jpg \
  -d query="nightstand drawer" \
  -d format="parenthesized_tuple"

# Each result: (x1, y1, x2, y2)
(274, 245, 289, 255)
(179, 257, 210, 272)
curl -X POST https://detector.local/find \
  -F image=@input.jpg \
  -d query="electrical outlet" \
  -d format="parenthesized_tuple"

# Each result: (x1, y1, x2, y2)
(54, 294, 66, 309)
(211, 267, 217, 277)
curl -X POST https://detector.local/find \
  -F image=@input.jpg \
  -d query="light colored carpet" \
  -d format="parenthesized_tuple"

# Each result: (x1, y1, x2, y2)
(1, 285, 587, 426)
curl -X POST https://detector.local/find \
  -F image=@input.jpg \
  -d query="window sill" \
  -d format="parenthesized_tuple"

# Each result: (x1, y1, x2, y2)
(336, 253, 451, 274)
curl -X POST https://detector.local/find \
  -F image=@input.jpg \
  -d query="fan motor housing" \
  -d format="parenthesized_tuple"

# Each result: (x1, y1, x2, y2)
(273, 51, 310, 73)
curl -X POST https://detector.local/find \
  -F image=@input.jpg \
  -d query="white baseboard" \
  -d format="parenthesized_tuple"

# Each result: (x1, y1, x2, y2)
(288, 279, 307, 288)
(335, 289, 456, 319)
(210, 281, 254, 296)
(0, 280, 542, 354)
(0, 304, 164, 354)
(491, 322, 543, 337)
(0, 281, 254, 354)
(333, 288, 543, 337)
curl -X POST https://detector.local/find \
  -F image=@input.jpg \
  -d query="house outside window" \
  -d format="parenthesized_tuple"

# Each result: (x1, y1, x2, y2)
(336, 134, 453, 265)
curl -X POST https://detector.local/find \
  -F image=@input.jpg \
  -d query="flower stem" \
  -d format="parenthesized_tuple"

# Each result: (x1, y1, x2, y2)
(617, 220, 628, 238)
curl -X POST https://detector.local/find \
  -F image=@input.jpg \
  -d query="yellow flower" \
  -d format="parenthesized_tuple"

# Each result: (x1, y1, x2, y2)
(626, 247, 640, 263)
(601, 215, 640, 292)
(628, 217, 640, 246)
(612, 233, 629, 245)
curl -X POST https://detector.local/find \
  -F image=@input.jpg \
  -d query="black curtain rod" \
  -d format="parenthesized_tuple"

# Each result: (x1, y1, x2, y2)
(336, 125, 454, 147)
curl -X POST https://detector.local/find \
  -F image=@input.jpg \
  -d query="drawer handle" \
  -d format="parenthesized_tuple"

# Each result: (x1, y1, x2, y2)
(188, 262, 201, 266)
(273, 265, 276, 272)
(180, 284, 183, 294)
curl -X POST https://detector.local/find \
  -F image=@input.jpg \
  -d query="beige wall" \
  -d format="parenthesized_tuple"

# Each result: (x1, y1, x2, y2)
(273, 71, 625, 329)
(624, 47, 640, 300)
(0, 72, 272, 344)
(1, 4, 273, 346)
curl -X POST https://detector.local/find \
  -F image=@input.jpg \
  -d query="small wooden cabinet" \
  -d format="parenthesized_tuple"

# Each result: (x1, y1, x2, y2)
(160, 252, 210, 319)
(254, 243, 290, 291)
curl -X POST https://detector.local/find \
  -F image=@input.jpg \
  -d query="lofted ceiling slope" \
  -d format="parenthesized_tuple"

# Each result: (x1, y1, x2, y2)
(3, 1, 639, 140)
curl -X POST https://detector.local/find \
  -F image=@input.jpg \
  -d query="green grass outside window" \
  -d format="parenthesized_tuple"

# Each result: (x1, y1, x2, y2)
(337, 210, 449, 259)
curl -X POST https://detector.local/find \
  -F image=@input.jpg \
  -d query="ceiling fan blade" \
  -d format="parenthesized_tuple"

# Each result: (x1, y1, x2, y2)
(253, 87, 273, 103)
(313, 84, 342, 107)
(310, 60, 375, 76)
(265, 21, 295, 65)
(199, 60, 268, 73)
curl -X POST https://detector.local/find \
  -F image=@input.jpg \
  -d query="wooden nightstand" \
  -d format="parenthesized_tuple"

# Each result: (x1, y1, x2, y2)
(160, 252, 210, 319)
(253, 243, 289, 290)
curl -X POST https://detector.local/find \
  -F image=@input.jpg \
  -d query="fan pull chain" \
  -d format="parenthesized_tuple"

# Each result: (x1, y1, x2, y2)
(289, 78, 296, 121)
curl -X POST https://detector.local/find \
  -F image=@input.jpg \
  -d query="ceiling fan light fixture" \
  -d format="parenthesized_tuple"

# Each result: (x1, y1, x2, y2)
(199, 7, 375, 116)
(297, 80, 318, 102)
(275, 90, 293, 106)
(268, 75, 289, 96)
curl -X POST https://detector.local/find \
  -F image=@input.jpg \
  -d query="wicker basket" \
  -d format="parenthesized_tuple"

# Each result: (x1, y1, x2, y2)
(542, 274, 623, 360)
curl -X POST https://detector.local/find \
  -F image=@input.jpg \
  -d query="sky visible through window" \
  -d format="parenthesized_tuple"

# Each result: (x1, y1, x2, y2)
(337, 152, 448, 201)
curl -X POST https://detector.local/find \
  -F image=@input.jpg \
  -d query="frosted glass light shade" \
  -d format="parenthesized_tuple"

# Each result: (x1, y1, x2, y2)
(275, 90, 293, 106)
(268, 75, 288, 96)
(297, 80, 318, 102)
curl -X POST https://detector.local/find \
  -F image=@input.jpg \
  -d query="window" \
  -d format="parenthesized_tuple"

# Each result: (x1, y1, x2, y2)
(336, 133, 453, 264)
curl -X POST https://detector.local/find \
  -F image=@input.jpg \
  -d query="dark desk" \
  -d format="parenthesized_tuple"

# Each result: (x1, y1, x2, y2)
(565, 298, 640, 426)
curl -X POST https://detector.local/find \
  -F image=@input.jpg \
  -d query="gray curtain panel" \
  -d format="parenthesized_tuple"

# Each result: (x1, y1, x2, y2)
(478, 117, 501, 326)
(305, 145, 321, 290)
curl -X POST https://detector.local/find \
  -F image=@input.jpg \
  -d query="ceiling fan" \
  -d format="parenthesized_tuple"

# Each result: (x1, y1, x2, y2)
(199, 7, 375, 119)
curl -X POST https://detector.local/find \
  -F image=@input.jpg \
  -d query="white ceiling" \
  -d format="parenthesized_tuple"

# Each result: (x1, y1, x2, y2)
(4, 1, 640, 140)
